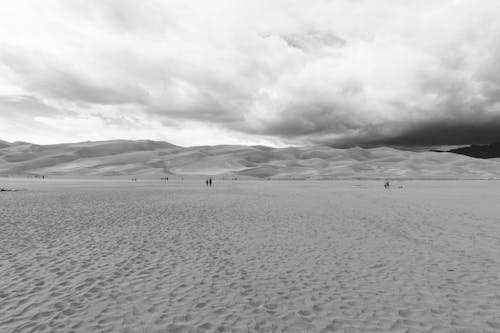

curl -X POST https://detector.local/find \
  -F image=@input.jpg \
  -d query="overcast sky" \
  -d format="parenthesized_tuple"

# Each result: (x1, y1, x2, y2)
(1, 0, 500, 147)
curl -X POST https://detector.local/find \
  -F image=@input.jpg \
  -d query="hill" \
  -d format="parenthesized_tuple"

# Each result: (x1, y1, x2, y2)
(1, 139, 500, 179)
(0, 140, 10, 149)
(448, 141, 500, 159)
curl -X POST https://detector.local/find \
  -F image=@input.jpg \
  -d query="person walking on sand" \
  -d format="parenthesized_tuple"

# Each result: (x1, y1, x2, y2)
(209, 178, 212, 187)
(206, 179, 209, 187)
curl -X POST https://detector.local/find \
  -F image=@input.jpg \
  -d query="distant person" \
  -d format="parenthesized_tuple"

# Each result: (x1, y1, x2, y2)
(206, 179, 209, 187)
(384, 180, 390, 189)
(209, 178, 212, 187)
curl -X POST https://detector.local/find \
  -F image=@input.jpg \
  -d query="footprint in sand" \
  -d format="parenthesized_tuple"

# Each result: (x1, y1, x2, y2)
(62, 308, 76, 316)
(398, 309, 412, 317)
(197, 322, 213, 332)
(165, 323, 195, 333)
(195, 302, 206, 309)
(486, 321, 500, 329)
(298, 309, 312, 317)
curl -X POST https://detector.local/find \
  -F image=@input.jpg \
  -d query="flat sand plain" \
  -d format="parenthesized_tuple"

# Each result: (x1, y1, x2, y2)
(1, 179, 500, 332)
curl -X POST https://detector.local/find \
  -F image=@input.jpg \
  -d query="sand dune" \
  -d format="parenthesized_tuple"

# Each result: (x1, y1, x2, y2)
(1, 139, 500, 179)
(1, 179, 500, 332)
(0, 140, 10, 149)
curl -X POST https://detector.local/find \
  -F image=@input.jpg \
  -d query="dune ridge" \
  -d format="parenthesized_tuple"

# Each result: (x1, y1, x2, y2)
(1, 139, 500, 179)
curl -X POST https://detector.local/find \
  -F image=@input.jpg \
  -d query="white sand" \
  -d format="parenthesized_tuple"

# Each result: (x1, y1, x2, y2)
(1, 179, 500, 332)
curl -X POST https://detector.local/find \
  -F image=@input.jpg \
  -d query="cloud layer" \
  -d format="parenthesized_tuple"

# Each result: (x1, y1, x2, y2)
(1, 0, 500, 147)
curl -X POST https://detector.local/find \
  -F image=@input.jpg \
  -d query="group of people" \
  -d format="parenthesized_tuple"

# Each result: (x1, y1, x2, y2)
(384, 180, 390, 189)
(205, 178, 213, 187)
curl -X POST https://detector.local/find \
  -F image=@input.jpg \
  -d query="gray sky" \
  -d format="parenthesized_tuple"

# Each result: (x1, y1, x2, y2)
(1, 0, 500, 147)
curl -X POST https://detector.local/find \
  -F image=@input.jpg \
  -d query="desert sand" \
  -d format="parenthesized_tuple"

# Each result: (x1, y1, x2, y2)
(1, 179, 500, 332)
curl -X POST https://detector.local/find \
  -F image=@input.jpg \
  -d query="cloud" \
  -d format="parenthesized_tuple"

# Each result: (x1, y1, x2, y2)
(280, 29, 346, 53)
(0, 95, 79, 143)
(0, 95, 73, 117)
(1, 0, 500, 147)
(373, 119, 500, 147)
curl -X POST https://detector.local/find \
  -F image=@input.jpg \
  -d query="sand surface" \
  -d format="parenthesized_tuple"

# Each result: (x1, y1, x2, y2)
(1, 179, 500, 332)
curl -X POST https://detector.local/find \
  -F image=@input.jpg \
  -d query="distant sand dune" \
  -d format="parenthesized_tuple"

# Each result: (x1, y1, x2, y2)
(1, 139, 500, 179)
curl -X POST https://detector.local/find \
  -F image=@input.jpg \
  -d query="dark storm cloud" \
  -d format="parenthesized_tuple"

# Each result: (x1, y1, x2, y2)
(242, 101, 362, 138)
(315, 118, 500, 149)
(373, 120, 500, 147)
(237, 70, 500, 147)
